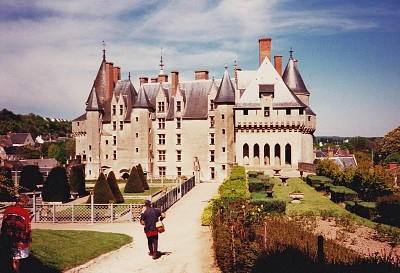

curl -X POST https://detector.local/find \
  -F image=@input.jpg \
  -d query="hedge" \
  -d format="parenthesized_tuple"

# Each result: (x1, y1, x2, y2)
(330, 186, 358, 203)
(249, 198, 286, 214)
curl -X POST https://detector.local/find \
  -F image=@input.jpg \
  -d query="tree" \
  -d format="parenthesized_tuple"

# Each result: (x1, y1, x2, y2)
(124, 166, 144, 193)
(65, 138, 76, 160)
(86, 172, 115, 204)
(42, 166, 71, 202)
(381, 126, 400, 158)
(19, 165, 43, 192)
(0, 166, 15, 201)
(107, 171, 124, 203)
(14, 145, 41, 159)
(383, 152, 400, 165)
(137, 164, 149, 190)
(69, 164, 87, 196)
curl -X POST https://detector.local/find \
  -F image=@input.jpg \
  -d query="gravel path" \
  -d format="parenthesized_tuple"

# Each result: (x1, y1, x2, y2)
(33, 182, 221, 273)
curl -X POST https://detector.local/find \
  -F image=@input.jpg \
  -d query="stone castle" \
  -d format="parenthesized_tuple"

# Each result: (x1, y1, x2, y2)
(72, 37, 316, 182)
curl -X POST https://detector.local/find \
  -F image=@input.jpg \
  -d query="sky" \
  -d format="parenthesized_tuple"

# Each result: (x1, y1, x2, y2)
(0, 0, 399, 137)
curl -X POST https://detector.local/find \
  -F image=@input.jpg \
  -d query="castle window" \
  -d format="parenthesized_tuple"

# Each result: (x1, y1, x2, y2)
(176, 118, 181, 129)
(120, 105, 123, 115)
(176, 101, 181, 112)
(113, 121, 116, 131)
(243, 109, 248, 115)
(89, 145, 91, 151)
(210, 116, 215, 128)
(222, 165, 226, 170)
(113, 136, 116, 146)
(210, 150, 215, 162)
(221, 114, 224, 120)
(106, 154, 109, 159)
(83, 154, 86, 161)
(136, 117, 139, 122)
(136, 148, 139, 153)
(286, 109, 291, 115)
(105, 140, 109, 145)
(210, 167, 215, 180)
(158, 101, 165, 112)
(158, 134, 165, 145)
(176, 134, 181, 145)
(210, 133, 215, 145)
(308, 116, 311, 121)
(113, 150, 117, 160)
(222, 147, 226, 152)
(158, 150, 166, 161)
(177, 150, 182, 161)
(177, 167, 181, 176)
(210, 100, 214, 111)
(89, 157, 91, 162)
(136, 133, 139, 138)
(222, 129, 225, 134)
(119, 121, 123, 130)
(299, 109, 304, 115)
(264, 107, 270, 117)
(158, 118, 165, 129)
(159, 167, 166, 177)
(112, 105, 116, 115)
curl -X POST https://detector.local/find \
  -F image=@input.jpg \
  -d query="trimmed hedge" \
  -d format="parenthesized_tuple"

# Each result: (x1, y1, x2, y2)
(306, 175, 332, 188)
(249, 180, 265, 192)
(249, 198, 286, 214)
(330, 186, 358, 203)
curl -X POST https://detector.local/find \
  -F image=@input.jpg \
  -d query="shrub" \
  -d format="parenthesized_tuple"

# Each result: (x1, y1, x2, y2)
(124, 166, 144, 193)
(376, 194, 400, 227)
(136, 164, 149, 190)
(249, 199, 286, 214)
(68, 164, 87, 196)
(248, 180, 265, 192)
(86, 172, 116, 204)
(107, 171, 124, 203)
(42, 166, 71, 203)
(330, 186, 358, 203)
(0, 166, 15, 201)
(19, 165, 43, 192)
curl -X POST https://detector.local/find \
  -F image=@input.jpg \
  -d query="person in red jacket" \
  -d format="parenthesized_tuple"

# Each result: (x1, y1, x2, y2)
(1, 194, 33, 273)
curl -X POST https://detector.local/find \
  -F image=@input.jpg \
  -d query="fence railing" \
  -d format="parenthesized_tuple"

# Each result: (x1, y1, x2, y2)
(28, 176, 196, 224)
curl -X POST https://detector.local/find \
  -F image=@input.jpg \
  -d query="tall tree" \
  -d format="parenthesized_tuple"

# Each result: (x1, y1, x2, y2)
(19, 165, 43, 192)
(107, 171, 124, 203)
(42, 166, 70, 202)
(381, 126, 400, 158)
(69, 164, 87, 196)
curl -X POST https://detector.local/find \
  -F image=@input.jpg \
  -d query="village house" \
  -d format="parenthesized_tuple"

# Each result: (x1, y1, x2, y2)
(72, 37, 316, 181)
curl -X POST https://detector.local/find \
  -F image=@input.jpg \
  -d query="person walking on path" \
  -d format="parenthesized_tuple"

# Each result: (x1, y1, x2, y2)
(1, 194, 33, 273)
(140, 200, 166, 260)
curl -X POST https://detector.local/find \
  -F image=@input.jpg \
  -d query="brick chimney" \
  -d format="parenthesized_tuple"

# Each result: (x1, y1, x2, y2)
(171, 71, 179, 96)
(139, 77, 149, 86)
(274, 55, 282, 76)
(113, 67, 121, 82)
(195, 70, 209, 80)
(105, 62, 114, 101)
(259, 38, 271, 66)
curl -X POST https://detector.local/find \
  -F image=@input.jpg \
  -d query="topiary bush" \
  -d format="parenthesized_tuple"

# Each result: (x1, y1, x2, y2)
(136, 164, 149, 190)
(124, 166, 144, 193)
(107, 171, 124, 203)
(42, 166, 71, 203)
(86, 172, 116, 204)
(69, 164, 87, 196)
(19, 165, 43, 192)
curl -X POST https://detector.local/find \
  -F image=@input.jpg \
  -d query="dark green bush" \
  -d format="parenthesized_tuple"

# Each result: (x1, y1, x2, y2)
(136, 164, 149, 190)
(107, 171, 124, 203)
(86, 172, 116, 204)
(376, 194, 400, 227)
(249, 180, 265, 192)
(256, 174, 269, 182)
(0, 166, 15, 201)
(249, 199, 286, 214)
(19, 165, 43, 192)
(42, 166, 70, 203)
(230, 166, 246, 180)
(330, 186, 358, 203)
(69, 164, 87, 196)
(124, 166, 144, 193)
(354, 202, 377, 221)
(247, 171, 258, 178)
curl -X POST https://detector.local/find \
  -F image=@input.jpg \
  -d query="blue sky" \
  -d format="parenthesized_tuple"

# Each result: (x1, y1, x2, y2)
(0, 0, 399, 137)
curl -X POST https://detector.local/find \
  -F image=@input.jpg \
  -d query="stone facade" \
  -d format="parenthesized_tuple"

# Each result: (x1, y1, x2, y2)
(72, 38, 316, 182)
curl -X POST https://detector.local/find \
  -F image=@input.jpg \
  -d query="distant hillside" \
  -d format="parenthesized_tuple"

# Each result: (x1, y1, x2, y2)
(0, 108, 71, 138)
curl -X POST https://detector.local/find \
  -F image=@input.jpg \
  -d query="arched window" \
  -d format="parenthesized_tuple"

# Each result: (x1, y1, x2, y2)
(274, 144, 281, 165)
(285, 144, 292, 165)
(243, 144, 249, 165)
(264, 144, 270, 165)
(253, 144, 260, 165)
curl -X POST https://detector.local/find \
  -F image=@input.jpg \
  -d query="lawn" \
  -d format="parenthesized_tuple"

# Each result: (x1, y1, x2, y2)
(30, 229, 132, 271)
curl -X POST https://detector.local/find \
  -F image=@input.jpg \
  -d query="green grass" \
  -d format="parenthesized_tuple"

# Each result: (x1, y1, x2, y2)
(31, 229, 132, 271)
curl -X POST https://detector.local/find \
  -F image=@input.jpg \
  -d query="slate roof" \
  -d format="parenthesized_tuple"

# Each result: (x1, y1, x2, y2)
(180, 81, 214, 120)
(236, 54, 306, 109)
(86, 58, 107, 109)
(282, 49, 310, 96)
(214, 66, 235, 104)
(9, 133, 33, 145)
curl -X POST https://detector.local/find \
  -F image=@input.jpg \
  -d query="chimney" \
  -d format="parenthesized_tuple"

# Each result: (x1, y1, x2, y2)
(158, 74, 168, 83)
(151, 77, 158, 83)
(195, 70, 209, 80)
(171, 71, 179, 96)
(274, 55, 282, 76)
(105, 62, 114, 101)
(113, 67, 121, 82)
(139, 77, 149, 86)
(259, 38, 271, 66)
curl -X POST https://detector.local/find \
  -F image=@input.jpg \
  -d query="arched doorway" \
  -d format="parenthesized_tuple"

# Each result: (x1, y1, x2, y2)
(253, 144, 260, 165)
(264, 144, 270, 165)
(243, 143, 249, 165)
(285, 144, 292, 166)
(274, 144, 281, 165)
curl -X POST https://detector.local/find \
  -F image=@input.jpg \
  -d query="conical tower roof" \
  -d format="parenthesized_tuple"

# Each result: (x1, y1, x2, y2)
(214, 65, 235, 104)
(282, 48, 310, 96)
(85, 86, 102, 111)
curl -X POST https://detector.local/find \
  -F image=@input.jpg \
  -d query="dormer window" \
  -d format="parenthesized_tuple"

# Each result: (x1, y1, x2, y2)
(112, 105, 116, 115)
(119, 105, 123, 115)
(158, 101, 165, 112)
(259, 84, 274, 98)
(176, 101, 181, 112)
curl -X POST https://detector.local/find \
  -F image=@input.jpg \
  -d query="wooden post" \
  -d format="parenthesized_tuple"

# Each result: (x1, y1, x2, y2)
(317, 235, 324, 265)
